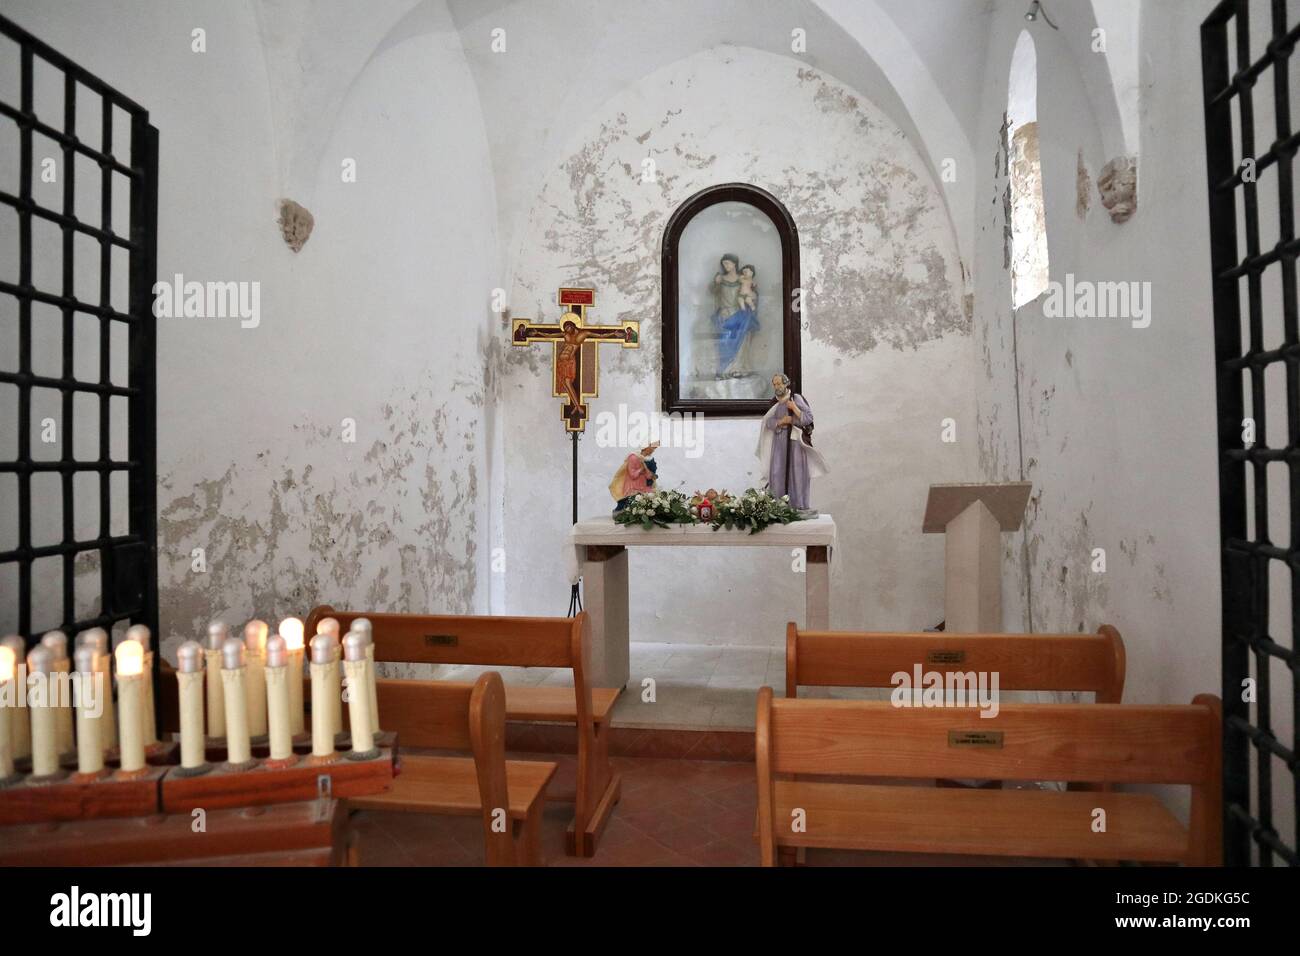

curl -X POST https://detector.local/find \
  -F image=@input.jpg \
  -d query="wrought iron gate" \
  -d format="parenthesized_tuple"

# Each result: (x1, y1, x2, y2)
(0, 14, 159, 696)
(1201, 0, 1299, 866)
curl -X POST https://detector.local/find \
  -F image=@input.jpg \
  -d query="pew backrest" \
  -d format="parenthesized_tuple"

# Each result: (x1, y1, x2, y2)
(754, 687, 1222, 865)
(785, 623, 1125, 702)
(307, 606, 596, 733)
(374, 671, 513, 866)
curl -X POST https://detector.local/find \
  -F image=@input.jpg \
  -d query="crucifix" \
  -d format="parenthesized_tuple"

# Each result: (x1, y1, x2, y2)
(511, 288, 639, 433)
(512, 288, 639, 614)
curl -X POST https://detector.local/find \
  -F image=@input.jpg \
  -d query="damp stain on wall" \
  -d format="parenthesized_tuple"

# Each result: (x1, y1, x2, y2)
(504, 48, 966, 389)
(156, 379, 479, 644)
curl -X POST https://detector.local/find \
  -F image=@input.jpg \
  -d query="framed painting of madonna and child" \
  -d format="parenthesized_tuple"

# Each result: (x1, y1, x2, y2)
(661, 183, 801, 417)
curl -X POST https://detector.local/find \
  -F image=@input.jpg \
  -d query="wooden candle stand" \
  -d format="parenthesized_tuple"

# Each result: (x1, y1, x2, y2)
(0, 764, 167, 826)
(160, 739, 397, 813)
(0, 799, 350, 867)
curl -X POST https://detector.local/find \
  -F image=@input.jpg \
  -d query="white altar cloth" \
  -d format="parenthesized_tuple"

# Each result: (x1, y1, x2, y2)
(564, 514, 837, 688)
(564, 514, 838, 584)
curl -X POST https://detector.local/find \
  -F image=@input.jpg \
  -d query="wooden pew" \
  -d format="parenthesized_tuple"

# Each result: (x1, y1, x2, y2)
(347, 672, 556, 866)
(306, 606, 620, 857)
(755, 688, 1222, 866)
(785, 623, 1126, 702)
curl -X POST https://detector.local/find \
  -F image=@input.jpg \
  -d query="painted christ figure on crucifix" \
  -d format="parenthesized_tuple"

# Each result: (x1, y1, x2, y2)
(510, 289, 640, 432)
(756, 372, 827, 511)
(555, 318, 630, 407)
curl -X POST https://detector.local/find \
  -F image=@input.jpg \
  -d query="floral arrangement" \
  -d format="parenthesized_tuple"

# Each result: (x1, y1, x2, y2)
(614, 489, 696, 530)
(614, 487, 802, 534)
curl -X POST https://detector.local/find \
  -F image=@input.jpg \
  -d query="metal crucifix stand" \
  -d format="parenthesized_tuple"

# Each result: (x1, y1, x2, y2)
(510, 288, 640, 616)
(568, 430, 582, 615)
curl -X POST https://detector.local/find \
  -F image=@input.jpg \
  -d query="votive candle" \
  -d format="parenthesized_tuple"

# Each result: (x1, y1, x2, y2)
(220, 638, 252, 766)
(1, 635, 29, 761)
(114, 640, 146, 774)
(0, 646, 16, 781)
(309, 635, 337, 760)
(351, 618, 379, 733)
(243, 620, 268, 738)
(73, 645, 104, 776)
(176, 641, 206, 770)
(279, 617, 305, 736)
(343, 632, 376, 757)
(76, 629, 115, 749)
(40, 631, 74, 756)
(205, 621, 228, 738)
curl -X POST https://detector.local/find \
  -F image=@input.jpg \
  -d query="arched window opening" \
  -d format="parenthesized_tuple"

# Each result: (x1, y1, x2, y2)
(1008, 31, 1050, 308)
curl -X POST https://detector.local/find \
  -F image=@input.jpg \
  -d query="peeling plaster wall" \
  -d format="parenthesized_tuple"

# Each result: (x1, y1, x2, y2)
(153, 17, 498, 655)
(498, 47, 975, 644)
(972, 1, 1254, 824)
(0, 0, 497, 660)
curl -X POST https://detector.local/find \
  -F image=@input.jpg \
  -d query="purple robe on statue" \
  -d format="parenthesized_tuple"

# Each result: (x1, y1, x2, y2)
(760, 394, 826, 510)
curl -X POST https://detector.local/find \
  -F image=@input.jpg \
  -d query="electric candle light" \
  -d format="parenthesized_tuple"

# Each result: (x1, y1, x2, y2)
(220, 637, 253, 767)
(320, 631, 343, 738)
(113, 640, 146, 775)
(1, 635, 29, 761)
(27, 646, 63, 779)
(205, 621, 229, 738)
(279, 617, 306, 736)
(125, 625, 157, 746)
(0, 645, 18, 785)
(76, 629, 115, 749)
(351, 617, 380, 733)
(317, 617, 340, 640)
(243, 620, 269, 739)
(343, 632, 378, 759)
(40, 631, 74, 757)
(176, 641, 209, 773)
(72, 645, 106, 777)
(308, 634, 337, 762)
(263, 635, 296, 766)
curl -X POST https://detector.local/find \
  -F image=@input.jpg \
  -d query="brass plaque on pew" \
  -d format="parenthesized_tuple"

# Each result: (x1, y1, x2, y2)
(948, 731, 1003, 748)
(424, 634, 459, 646)
(927, 650, 966, 665)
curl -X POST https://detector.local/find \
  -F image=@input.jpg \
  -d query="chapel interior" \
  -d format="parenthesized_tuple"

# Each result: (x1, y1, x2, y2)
(0, 0, 1296, 876)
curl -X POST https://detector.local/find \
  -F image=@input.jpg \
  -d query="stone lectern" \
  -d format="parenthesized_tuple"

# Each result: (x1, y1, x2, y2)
(922, 482, 1032, 633)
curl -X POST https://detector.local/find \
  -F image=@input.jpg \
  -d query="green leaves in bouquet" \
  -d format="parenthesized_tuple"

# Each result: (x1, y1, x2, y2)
(614, 487, 802, 534)
(712, 488, 800, 534)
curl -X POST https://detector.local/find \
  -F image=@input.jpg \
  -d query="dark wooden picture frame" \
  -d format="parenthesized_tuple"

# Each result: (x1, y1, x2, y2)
(661, 183, 801, 417)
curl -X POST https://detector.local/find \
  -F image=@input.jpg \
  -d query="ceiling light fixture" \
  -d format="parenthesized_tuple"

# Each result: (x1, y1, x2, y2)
(1025, 1, 1060, 30)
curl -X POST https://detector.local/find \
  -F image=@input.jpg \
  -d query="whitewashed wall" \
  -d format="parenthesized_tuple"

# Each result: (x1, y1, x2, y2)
(0, 0, 498, 659)
(497, 47, 976, 645)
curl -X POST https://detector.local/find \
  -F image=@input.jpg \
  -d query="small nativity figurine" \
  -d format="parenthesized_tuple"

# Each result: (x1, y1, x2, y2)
(609, 442, 660, 513)
(756, 373, 827, 512)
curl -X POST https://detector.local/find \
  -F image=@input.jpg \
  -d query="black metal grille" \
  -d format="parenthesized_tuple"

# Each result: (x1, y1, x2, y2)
(0, 14, 158, 690)
(1201, 0, 1299, 866)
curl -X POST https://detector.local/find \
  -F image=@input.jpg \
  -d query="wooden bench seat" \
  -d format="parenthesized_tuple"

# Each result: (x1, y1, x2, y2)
(506, 686, 620, 724)
(307, 606, 620, 856)
(351, 754, 556, 819)
(771, 780, 1189, 862)
(756, 689, 1222, 866)
(344, 672, 555, 865)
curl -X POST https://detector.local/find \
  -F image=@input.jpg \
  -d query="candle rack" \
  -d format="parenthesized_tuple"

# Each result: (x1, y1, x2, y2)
(160, 738, 396, 813)
(0, 765, 168, 826)
(0, 735, 396, 825)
